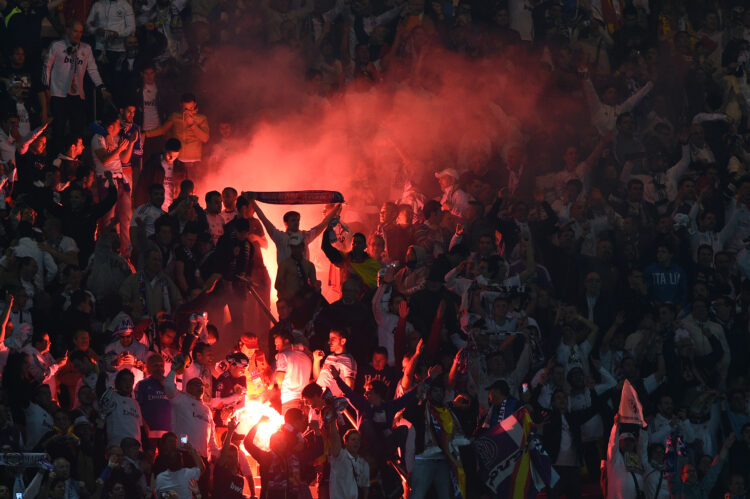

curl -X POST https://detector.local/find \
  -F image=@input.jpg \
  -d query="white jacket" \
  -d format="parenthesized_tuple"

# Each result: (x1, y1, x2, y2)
(86, 0, 136, 53)
(12, 237, 57, 290)
(43, 39, 103, 99)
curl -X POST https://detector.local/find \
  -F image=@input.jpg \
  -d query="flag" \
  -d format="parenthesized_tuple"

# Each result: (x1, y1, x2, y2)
(243, 190, 344, 205)
(618, 380, 646, 427)
(472, 408, 558, 498)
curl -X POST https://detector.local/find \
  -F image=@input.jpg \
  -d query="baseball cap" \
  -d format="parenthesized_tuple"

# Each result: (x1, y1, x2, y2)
(226, 352, 249, 367)
(619, 432, 636, 441)
(113, 317, 135, 336)
(434, 168, 459, 180)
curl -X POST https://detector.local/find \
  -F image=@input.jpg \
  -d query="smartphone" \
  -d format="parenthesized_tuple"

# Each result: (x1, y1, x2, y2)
(16, 493, 22, 499)
(179, 435, 188, 446)
(522, 383, 529, 394)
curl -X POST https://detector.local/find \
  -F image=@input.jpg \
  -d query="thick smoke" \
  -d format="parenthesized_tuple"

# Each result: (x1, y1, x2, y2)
(193, 38, 592, 304)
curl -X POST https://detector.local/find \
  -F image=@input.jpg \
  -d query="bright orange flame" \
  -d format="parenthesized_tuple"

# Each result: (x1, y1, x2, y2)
(234, 400, 285, 451)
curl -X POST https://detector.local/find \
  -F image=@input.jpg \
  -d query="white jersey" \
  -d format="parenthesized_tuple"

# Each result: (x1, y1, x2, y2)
(329, 449, 369, 499)
(131, 203, 166, 238)
(85, 0, 135, 53)
(165, 370, 219, 458)
(24, 403, 54, 450)
(43, 39, 103, 99)
(317, 353, 356, 397)
(100, 388, 143, 446)
(276, 349, 312, 403)
(91, 134, 123, 178)
(105, 339, 149, 363)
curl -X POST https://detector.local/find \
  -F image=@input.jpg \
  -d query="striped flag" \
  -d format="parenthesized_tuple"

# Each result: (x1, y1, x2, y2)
(472, 408, 558, 498)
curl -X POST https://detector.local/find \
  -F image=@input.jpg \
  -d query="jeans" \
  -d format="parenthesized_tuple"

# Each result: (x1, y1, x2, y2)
(409, 458, 453, 499)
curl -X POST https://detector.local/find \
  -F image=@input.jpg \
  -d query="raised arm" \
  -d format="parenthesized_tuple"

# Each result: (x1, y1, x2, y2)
(619, 81, 654, 113)
(248, 199, 279, 237)
(307, 203, 342, 240)
(165, 354, 186, 398)
(322, 226, 344, 265)
(144, 115, 174, 138)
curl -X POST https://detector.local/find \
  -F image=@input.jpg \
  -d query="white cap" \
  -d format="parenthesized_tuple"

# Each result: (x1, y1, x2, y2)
(434, 168, 459, 180)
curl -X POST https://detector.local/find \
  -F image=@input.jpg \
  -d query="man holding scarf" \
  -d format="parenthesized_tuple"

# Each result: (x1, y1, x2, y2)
(402, 373, 469, 499)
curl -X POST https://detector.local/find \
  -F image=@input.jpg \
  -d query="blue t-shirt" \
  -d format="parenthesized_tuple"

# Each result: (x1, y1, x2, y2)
(135, 377, 171, 431)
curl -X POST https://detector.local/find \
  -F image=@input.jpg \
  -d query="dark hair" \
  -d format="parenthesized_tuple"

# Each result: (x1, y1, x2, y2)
(154, 215, 174, 234)
(301, 382, 323, 399)
(181, 93, 197, 104)
(272, 331, 293, 343)
(193, 341, 210, 357)
(61, 134, 83, 151)
(70, 290, 89, 309)
(182, 221, 201, 236)
(423, 199, 441, 219)
(372, 346, 388, 357)
(115, 369, 134, 386)
(165, 138, 181, 152)
(101, 110, 120, 128)
(158, 320, 177, 334)
(31, 330, 48, 346)
(283, 211, 300, 223)
(366, 379, 388, 399)
(284, 408, 305, 424)
(205, 191, 221, 204)
(149, 183, 165, 195)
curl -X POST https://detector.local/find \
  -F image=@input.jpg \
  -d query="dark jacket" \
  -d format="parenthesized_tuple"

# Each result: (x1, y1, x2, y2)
(133, 152, 184, 207)
(542, 405, 598, 464)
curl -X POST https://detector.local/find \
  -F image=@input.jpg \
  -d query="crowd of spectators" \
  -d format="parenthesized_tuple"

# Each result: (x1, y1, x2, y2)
(1, 0, 750, 498)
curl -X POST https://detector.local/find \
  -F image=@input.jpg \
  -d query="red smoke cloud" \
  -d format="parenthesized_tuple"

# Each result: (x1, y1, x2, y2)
(194, 41, 590, 306)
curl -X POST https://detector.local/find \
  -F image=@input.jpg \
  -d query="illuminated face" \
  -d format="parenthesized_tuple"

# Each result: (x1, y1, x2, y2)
(107, 119, 122, 137)
(119, 330, 134, 347)
(121, 106, 136, 124)
(142, 68, 156, 84)
(181, 101, 197, 113)
(344, 431, 362, 454)
(328, 332, 346, 354)
(69, 22, 83, 44)
(285, 214, 300, 232)
(437, 175, 454, 190)
(372, 352, 387, 370)
(73, 330, 90, 351)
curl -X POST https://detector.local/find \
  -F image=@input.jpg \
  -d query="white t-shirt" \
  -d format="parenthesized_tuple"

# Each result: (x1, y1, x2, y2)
(142, 84, 160, 131)
(169, 391, 217, 459)
(155, 467, 201, 499)
(16, 102, 30, 137)
(131, 203, 166, 237)
(92, 134, 123, 178)
(24, 403, 54, 450)
(206, 213, 224, 245)
(329, 449, 369, 499)
(276, 349, 312, 403)
(317, 353, 357, 397)
(100, 389, 143, 447)
(105, 339, 149, 363)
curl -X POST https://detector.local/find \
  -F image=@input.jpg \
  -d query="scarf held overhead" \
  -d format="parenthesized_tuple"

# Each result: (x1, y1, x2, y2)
(244, 191, 345, 205)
